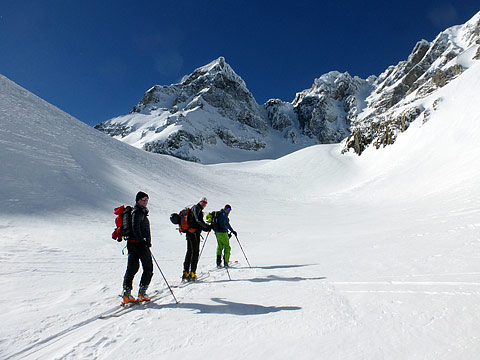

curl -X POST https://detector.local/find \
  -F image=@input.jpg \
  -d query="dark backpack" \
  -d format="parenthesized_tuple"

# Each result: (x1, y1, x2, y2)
(170, 206, 196, 233)
(112, 205, 133, 241)
(206, 211, 220, 232)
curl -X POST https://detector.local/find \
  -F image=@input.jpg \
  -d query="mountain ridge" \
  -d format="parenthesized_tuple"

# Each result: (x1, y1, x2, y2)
(95, 11, 480, 163)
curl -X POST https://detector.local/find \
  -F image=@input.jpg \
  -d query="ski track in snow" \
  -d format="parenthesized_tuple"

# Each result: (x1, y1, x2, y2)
(5, 263, 322, 359)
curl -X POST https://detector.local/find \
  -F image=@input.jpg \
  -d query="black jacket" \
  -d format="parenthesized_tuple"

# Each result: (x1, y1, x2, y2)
(188, 203, 209, 232)
(131, 204, 151, 244)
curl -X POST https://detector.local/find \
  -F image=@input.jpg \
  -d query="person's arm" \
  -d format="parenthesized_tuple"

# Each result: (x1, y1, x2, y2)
(193, 205, 210, 231)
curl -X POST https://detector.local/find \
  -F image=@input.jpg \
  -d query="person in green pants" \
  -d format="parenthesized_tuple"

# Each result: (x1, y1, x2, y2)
(211, 204, 237, 268)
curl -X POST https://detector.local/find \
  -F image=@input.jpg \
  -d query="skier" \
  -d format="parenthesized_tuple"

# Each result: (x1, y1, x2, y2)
(122, 191, 153, 304)
(182, 197, 210, 281)
(213, 204, 237, 268)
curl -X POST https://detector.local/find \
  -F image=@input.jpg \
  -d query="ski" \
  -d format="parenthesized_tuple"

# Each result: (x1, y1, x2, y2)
(99, 303, 141, 319)
(213, 260, 240, 270)
(174, 272, 210, 288)
(226, 260, 240, 268)
(98, 290, 162, 319)
(99, 299, 153, 319)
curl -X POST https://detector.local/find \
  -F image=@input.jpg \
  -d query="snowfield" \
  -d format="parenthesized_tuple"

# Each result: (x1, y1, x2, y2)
(1, 61, 480, 359)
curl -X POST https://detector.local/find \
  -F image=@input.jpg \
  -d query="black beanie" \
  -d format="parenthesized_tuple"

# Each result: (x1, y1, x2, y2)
(136, 191, 149, 202)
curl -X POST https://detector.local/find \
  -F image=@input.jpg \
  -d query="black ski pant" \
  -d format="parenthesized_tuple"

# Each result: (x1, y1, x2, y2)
(183, 231, 201, 274)
(123, 242, 153, 290)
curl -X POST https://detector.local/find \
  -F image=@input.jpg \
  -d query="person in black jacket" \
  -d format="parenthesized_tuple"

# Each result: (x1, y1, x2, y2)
(182, 197, 210, 281)
(122, 191, 153, 304)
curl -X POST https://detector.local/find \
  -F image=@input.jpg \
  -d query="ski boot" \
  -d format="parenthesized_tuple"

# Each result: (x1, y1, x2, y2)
(216, 255, 222, 269)
(182, 270, 190, 281)
(122, 288, 136, 305)
(188, 272, 198, 282)
(137, 284, 151, 302)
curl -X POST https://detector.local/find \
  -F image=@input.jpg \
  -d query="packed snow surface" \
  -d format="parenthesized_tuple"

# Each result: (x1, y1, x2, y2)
(1, 61, 480, 359)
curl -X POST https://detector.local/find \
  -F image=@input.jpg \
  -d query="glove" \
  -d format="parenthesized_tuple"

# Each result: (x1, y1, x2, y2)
(144, 239, 152, 247)
(228, 233, 232, 239)
(232, 230, 237, 237)
(206, 225, 212, 232)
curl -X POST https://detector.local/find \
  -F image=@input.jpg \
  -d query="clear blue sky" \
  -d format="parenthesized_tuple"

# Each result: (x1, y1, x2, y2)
(1, 0, 478, 127)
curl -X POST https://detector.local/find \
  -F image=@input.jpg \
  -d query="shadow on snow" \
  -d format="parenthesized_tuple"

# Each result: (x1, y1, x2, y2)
(245, 264, 317, 270)
(202, 274, 327, 284)
(153, 297, 301, 315)
(241, 275, 326, 283)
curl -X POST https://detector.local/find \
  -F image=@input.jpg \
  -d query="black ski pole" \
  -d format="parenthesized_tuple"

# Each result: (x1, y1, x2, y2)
(151, 251, 179, 304)
(234, 234, 252, 268)
(224, 255, 231, 281)
(199, 231, 211, 260)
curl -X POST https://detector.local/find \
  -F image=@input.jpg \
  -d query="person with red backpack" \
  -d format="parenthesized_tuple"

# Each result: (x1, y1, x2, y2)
(182, 197, 211, 281)
(122, 191, 153, 304)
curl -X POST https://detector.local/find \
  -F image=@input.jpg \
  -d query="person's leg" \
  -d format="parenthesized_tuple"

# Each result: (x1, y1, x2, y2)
(123, 245, 140, 291)
(216, 233, 223, 266)
(190, 232, 201, 274)
(216, 232, 231, 265)
(183, 233, 193, 273)
(139, 246, 153, 288)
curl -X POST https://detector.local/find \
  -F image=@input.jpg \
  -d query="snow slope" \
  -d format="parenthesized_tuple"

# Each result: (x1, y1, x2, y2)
(1, 60, 480, 360)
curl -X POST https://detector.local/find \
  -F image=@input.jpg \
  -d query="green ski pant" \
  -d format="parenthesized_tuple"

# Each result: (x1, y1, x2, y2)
(215, 232, 231, 263)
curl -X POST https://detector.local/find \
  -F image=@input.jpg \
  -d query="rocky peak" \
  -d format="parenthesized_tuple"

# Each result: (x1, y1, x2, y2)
(131, 57, 266, 132)
(343, 11, 480, 155)
(181, 56, 245, 89)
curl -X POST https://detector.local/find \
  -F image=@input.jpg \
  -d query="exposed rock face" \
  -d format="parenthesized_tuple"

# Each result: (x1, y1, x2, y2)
(264, 99, 301, 144)
(94, 122, 132, 138)
(292, 71, 373, 143)
(264, 99, 294, 132)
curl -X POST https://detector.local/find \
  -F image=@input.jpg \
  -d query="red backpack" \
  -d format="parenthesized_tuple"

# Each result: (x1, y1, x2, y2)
(112, 205, 134, 241)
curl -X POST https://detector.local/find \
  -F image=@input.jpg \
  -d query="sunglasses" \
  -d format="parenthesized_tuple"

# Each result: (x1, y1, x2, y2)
(140, 197, 149, 201)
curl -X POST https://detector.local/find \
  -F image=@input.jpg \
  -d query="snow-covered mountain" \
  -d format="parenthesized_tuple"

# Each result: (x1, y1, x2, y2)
(2, 45, 480, 358)
(95, 57, 373, 163)
(96, 12, 480, 163)
(95, 57, 316, 163)
(343, 11, 480, 154)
